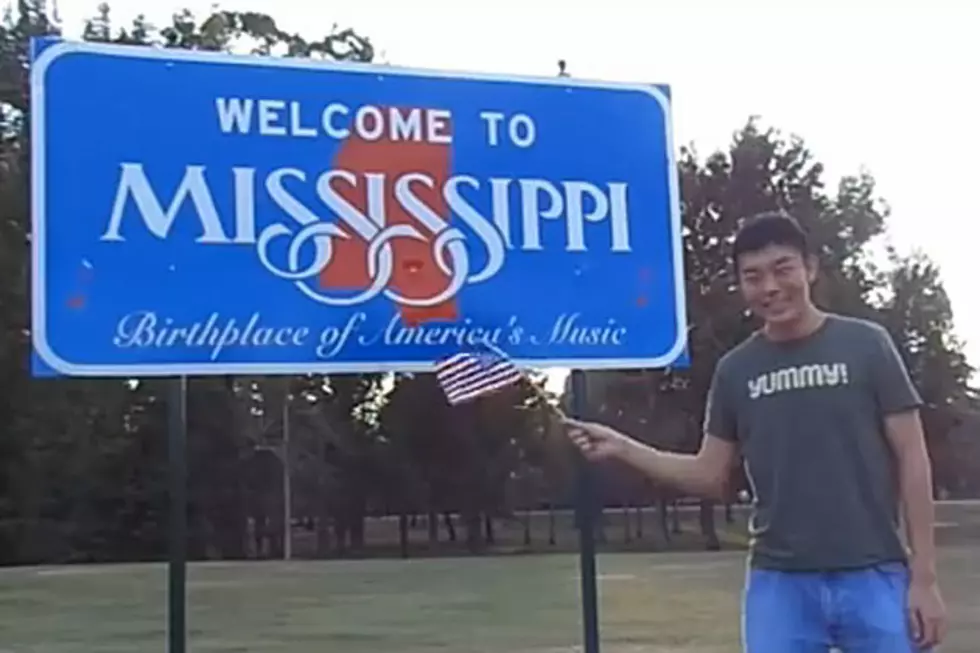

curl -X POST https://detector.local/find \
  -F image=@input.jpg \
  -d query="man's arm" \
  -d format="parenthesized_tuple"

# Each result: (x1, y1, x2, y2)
(870, 323, 946, 647)
(619, 433, 738, 500)
(884, 408, 947, 647)
(566, 357, 740, 499)
(883, 409, 937, 583)
(869, 324, 936, 579)
(616, 355, 740, 499)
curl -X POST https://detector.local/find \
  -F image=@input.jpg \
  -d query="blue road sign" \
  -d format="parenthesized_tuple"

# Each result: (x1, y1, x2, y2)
(30, 39, 687, 377)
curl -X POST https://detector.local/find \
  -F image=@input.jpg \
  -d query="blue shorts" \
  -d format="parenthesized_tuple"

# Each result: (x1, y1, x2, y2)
(743, 562, 926, 652)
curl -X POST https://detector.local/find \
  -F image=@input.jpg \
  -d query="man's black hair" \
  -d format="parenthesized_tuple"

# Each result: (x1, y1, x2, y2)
(732, 211, 810, 269)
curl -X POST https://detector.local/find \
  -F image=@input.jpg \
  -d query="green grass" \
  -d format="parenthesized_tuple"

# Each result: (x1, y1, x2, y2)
(2, 547, 979, 652)
(3, 502, 980, 652)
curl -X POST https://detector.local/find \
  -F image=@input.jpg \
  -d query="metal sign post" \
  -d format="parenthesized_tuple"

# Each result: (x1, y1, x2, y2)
(167, 376, 187, 653)
(570, 370, 601, 653)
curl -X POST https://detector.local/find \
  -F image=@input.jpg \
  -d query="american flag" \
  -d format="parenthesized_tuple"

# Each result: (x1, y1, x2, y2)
(434, 346, 523, 406)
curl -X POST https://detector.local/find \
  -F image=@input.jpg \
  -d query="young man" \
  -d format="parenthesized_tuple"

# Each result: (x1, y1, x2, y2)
(566, 212, 947, 652)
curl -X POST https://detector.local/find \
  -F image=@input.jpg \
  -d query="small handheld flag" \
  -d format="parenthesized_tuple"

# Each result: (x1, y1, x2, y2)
(433, 346, 523, 406)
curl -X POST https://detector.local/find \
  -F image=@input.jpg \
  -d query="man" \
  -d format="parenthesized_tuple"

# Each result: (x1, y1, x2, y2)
(566, 212, 947, 652)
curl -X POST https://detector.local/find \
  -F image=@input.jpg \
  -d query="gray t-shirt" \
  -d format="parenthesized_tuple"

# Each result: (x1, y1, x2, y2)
(704, 313, 922, 571)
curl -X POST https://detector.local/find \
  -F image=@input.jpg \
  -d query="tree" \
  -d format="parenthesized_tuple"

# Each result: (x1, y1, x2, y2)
(580, 118, 975, 548)
(877, 251, 974, 492)
(879, 251, 972, 406)
(378, 371, 558, 554)
(4, 1, 975, 569)
(0, 2, 378, 565)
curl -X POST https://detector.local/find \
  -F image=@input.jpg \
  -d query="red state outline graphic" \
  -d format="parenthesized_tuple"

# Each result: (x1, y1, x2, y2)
(319, 110, 458, 326)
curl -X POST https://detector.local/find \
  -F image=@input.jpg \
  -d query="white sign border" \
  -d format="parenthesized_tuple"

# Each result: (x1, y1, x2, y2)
(30, 39, 688, 377)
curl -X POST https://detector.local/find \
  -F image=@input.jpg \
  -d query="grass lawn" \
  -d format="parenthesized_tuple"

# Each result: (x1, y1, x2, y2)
(2, 545, 979, 653)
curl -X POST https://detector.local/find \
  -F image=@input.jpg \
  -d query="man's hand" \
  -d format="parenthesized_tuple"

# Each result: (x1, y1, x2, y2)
(563, 418, 737, 500)
(907, 575, 947, 649)
(564, 418, 634, 462)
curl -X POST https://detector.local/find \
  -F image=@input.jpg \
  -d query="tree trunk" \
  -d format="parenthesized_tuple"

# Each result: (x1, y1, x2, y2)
(548, 504, 557, 545)
(464, 510, 481, 552)
(699, 499, 720, 551)
(657, 498, 671, 544)
(269, 517, 283, 559)
(257, 515, 273, 558)
(522, 510, 532, 546)
(350, 514, 365, 551)
(333, 520, 348, 556)
(442, 511, 457, 542)
(427, 508, 439, 543)
(398, 511, 409, 559)
(483, 514, 495, 545)
(314, 514, 331, 558)
(671, 500, 682, 534)
(347, 494, 366, 551)
(210, 513, 243, 559)
(623, 503, 632, 543)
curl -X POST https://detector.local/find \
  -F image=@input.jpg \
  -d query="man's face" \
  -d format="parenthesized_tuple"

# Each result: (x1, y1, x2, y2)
(736, 244, 816, 326)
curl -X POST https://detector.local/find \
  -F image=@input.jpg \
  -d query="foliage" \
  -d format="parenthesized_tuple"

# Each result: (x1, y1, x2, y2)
(0, 2, 975, 565)
(582, 118, 976, 519)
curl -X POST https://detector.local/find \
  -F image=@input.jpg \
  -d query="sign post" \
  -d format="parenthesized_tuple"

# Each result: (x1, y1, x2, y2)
(570, 370, 601, 653)
(282, 393, 293, 562)
(167, 377, 187, 653)
(30, 39, 686, 653)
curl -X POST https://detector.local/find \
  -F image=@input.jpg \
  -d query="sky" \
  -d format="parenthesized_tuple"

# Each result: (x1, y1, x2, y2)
(52, 0, 980, 390)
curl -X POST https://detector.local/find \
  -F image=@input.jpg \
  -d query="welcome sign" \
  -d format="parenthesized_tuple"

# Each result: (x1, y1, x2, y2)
(30, 39, 686, 376)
